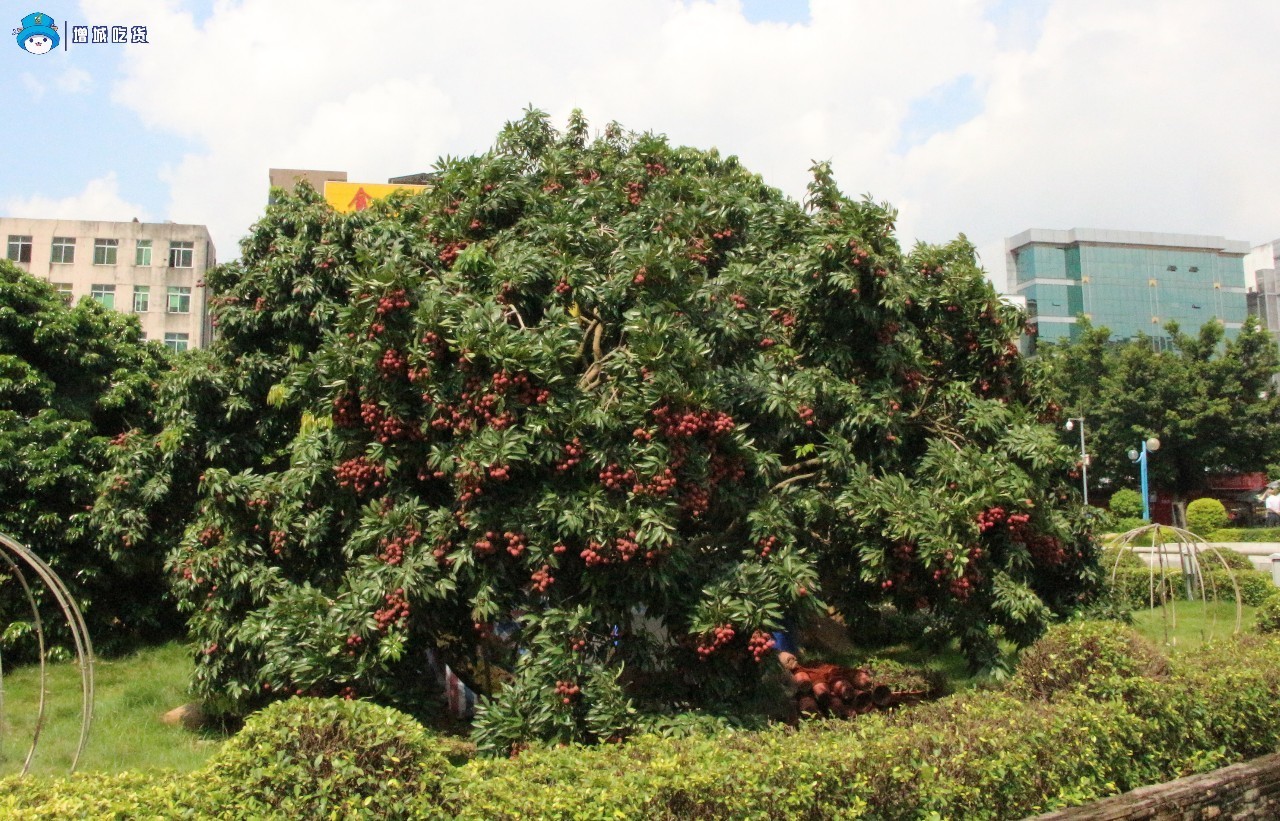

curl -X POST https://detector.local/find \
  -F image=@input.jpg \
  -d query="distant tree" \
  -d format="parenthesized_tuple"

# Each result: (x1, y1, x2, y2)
(0, 261, 172, 654)
(1034, 316, 1280, 523)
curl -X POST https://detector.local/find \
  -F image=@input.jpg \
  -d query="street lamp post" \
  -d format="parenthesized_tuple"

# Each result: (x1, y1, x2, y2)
(1064, 418, 1089, 506)
(1127, 437, 1162, 521)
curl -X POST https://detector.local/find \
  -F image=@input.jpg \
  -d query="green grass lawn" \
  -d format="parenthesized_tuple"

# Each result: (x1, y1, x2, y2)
(0, 641, 225, 776)
(1129, 598, 1258, 651)
(0, 600, 1258, 777)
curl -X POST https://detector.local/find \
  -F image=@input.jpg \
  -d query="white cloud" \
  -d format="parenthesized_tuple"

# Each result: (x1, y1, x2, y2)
(56, 67, 93, 94)
(82, 0, 1280, 287)
(4, 173, 151, 223)
(21, 73, 44, 100)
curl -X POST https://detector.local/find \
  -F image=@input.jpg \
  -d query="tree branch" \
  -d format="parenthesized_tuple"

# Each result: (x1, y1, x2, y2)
(781, 457, 825, 475)
(773, 471, 818, 491)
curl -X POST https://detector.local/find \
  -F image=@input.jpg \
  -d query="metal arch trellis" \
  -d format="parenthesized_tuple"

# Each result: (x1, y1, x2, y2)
(1106, 523, 1242, 646)
(0, 532, 94, 775)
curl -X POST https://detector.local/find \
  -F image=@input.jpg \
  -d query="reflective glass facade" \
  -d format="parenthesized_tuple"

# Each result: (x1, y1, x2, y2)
(1007, 229, 1249, 348)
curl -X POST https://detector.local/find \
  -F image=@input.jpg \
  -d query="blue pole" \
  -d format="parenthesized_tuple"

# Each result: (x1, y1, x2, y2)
(1139, 442, 1150, 521)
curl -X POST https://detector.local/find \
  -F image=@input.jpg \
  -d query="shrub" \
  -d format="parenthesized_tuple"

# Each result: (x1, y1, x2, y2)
(1109, 489, 1144, 519)
(1186, 498, 1229, 535)
(1199, 546, 1257, 571)
(201, 697, 451, 817)
(1012, 620, 1169, 700)
(13, 637, 1280, 818)
(1200, 568, 1276, 607)
(1100, 546, 1146, 571)
(1255, 596, 1280, 634)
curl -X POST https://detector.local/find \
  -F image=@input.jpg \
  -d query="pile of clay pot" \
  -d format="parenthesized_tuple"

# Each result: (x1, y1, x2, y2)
(778, 652, 928, 719)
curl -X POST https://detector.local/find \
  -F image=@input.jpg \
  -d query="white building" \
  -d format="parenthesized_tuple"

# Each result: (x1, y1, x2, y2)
(1245, 239, 1280, 349)
(1, 218, 215, 351)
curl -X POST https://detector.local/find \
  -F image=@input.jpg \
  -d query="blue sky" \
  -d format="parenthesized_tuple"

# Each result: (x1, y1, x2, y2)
(2, 0, 1277, 288)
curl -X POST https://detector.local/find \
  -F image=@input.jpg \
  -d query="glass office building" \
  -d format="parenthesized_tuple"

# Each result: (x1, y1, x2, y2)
(1005, 229, 1250, 349)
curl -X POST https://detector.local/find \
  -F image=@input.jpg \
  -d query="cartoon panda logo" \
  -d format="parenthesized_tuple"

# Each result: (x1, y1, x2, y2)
(13, 11, 60, 54)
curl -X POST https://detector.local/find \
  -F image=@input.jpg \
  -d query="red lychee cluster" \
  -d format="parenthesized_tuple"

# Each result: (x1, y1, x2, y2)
(269, 529, 287, 556)
(554, 680, 581, 704)
(530, 565, 554, 594)
(679, 483, 711, 519)
(378, 348, 407, 379)
(580, 531, 643, 567)
(747, 629, 776, 662)
(758, 535, 779, 558)
(708, 452, 746, 485)
(625, 180, 645, 205)
(730, 293, 748, 311)
(769, 308, 796, 328)
(687, 237, 710, 265)
(632, 467, 677, 497)
(976, 506, 1030, 534)
(798, 405, 815, 427)
(644, 161, 668, 176)
(196, 526, 222, 548)
(554, 279, 572, 295)
(378, 527, 420, 566)
(599, 463, 637, 492)
(335, 456, 385, 495)
(556, 438, 584, 472)
(473, 531, 500, 557)
(375, 288, 410, 316)
(374, 588, 409, 632)
(695, 624, 735, 659)
(712, 228, 734, 241)
(360, 401, 414, 444)
(438, 240, 469, 267)
(333, 392, 361, 428)
(504, 531, 527, 557)
(652, 405, 735, 438)
(344, 633, 363, 653)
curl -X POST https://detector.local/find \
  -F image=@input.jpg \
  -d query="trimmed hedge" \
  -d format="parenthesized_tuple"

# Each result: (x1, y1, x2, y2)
(1102, 565, 1277, 610)
(9, 631, 1280, 818)
(1256, 596, 1280, 634)
(1205, 527, 1280, 542)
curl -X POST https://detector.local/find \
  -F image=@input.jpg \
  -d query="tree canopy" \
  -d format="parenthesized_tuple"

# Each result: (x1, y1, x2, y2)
(94, 110, 1094, 750)
(0, 261, 173, 653)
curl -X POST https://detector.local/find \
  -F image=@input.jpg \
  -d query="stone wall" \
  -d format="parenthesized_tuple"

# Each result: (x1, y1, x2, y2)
(1028, 752, 1280, 819)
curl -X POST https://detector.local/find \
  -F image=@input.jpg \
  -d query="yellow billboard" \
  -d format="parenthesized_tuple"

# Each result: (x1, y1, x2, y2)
(324, 181, 429, 213)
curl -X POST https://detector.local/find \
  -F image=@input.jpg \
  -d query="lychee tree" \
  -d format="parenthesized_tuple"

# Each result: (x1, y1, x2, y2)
(129, 110, 1092, 751)
(0, 261, 172, 655)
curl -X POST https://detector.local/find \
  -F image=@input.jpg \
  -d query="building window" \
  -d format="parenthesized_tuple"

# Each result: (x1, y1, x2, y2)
(135, 239, 152, 266)
(91, 283, 116, 310)
(163, 332, 189, 353)
(51, 237, 76, 264)
(93, 238, 119, 265)
(167, 286, 191, 313)
(51, 282, 73, 305)
(7, 235, 32, 263)
(168, 241, 194, 268)
(132, 285, 150, 313)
